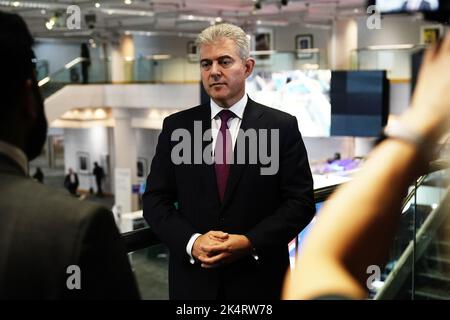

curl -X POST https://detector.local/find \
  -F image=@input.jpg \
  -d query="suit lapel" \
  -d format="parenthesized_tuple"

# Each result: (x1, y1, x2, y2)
(221, 98, 263, 208)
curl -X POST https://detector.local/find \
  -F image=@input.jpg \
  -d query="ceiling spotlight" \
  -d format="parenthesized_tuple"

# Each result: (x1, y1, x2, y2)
(124, 0, 132, 5)
(45, 17, 55, 30)
(95, 2, 100, 8)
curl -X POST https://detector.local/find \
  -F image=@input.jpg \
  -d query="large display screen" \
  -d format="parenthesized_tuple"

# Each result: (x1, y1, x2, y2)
(374, 0, 439, 13)
(246, 70, 389, 138)
(247, 70, 332, 137)
(330, 71, 389, 137)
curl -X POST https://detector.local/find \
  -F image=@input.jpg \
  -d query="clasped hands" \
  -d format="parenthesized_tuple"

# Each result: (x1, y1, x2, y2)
(192, 231, 252, 269)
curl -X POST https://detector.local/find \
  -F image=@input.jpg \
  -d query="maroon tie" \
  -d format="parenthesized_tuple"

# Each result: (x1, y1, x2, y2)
(214, 110, 235, 202)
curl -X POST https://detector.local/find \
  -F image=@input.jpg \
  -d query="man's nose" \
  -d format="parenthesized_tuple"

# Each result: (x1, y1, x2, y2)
(210, 61, 222, 78)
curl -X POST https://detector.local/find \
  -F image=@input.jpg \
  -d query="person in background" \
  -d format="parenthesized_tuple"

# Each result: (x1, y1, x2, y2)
(32, 166, 44, 183)
(80, 43, 91, 84)
(93, 161, 105, 197)
(64, 167, 79, 196)
(283, 34, 450, 300)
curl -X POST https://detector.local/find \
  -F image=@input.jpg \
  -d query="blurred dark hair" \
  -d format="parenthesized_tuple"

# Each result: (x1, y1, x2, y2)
(0, 11, 35, 114)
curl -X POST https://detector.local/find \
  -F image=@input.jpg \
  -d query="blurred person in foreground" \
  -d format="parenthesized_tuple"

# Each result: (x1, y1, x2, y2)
(0, 11, 139, 299)
(283, 34, 450, 300)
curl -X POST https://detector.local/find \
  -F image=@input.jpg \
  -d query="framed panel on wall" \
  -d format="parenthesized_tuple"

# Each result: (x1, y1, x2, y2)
(253, 28, 274, 60)
(77, 151, 90, 174)
(420, 24, 444, 45)
(255, 32, 272, 51)
(187, 41, 199, 63)
(296, 34, 313, 59)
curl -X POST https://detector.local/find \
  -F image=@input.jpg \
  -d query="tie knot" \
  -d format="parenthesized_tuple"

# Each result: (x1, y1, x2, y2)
(217, 109, 235, 124)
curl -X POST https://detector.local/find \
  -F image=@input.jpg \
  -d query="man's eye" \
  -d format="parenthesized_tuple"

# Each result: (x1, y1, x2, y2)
(201, 61, 212, 69)
(220, 58, 232, 66)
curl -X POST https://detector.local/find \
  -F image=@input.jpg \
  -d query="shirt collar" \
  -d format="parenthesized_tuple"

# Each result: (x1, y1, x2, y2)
(210, 94, 248, 120)
(0, 139, 29, 175)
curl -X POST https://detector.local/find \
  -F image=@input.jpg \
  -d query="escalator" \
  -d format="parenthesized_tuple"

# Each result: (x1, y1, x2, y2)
(399, 213, 450, 300)
(373, 160, 450, 300)
(37, 57, 110, 98)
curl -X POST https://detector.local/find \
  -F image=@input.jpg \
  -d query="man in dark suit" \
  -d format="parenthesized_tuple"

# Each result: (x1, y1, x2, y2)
(64, 168, 79, 196)
(0, 11, 139, 299)
(143, 23, 315, 299)
(93, 162, 105, 197)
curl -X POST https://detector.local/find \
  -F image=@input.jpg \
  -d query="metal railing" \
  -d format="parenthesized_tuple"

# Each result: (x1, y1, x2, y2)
(121, 183, 341, 254)
(121, 158, 449, 254)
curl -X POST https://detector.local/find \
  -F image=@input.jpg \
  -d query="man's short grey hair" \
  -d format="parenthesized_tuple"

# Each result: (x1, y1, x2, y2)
(196, 23, 250, 61)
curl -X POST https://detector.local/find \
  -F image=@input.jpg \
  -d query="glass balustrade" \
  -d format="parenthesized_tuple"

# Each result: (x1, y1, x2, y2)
(373, 162, 450, 300)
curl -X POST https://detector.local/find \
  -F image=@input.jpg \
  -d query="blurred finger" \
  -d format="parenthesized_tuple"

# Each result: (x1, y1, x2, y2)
(208, 234, 228, 242)
(202, 243, 228, 255)
(198, 252, 230, 265)
(209, 231, 229, 239)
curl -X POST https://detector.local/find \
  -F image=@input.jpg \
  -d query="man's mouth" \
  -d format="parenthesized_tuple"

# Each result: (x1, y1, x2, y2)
(210, 83, 226, 87)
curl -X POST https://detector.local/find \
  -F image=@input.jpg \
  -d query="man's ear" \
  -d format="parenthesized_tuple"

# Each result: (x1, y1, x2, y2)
(244, 58, 255, 78)
(20, 79, 38, 121)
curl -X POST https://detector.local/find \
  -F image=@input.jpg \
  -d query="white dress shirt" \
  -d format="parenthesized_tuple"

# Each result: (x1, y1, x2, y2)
(186, 94, 248, 264)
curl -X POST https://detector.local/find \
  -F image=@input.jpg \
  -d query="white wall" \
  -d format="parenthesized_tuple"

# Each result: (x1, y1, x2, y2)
(357, 15, 426, 48)
(63, 125, 162, 192)
(356, 15, 447, 79)
(153, 58, 200, 82)
(273, 24, 330, 52)
(63, 126, 110, 192)
(134, 35, 194, 57)
(330, 19, 358, 70)
(135, 129, 161, 183)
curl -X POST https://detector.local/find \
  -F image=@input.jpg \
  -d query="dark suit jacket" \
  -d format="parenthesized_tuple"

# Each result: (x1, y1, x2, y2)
(64, 172, 79, 189)
(0, 153, 140, 299)
(143, 98, 315, 299)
